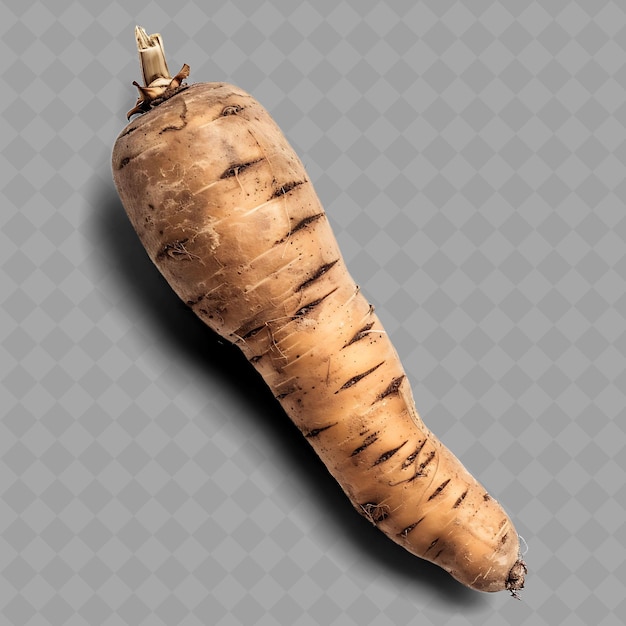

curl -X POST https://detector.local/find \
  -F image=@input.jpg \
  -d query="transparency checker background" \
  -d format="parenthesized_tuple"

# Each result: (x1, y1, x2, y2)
(2, 0, 625, 624)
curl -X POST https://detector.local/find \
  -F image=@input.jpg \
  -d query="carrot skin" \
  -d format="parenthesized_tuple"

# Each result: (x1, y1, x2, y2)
(112, 82, 525, 594)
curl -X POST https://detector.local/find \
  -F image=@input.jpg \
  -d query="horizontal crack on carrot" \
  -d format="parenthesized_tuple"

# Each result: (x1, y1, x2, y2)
(343, 321, 375, 348)
(336, 361, 384, 393)
(428, 478, 451, 501)
(294, 287, 338, 317)
(220, 158, 263, 179)
(351, 432, 379, 456)
(271, 180, 305, 198)
(375, 375, 405, 402)
(373, 440, 408, 466)
(296, 260, 339, 292)
(304, 423, 338, 438)
(398, 517, 424, 538)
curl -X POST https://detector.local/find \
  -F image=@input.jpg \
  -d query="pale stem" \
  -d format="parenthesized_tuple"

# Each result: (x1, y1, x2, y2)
(135, 26, 172, 86)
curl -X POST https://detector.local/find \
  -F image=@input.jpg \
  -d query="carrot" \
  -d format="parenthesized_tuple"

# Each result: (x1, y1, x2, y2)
(112, 27, 526, 595)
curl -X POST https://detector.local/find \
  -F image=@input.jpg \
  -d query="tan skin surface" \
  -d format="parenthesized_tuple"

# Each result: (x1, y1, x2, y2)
(112, 82, 526, 594)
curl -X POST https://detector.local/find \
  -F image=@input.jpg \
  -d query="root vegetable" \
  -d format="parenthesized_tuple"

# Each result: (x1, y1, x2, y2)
(112, 27, 526, 595)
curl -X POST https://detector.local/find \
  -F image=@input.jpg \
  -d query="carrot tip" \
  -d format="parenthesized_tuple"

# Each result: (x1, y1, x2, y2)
(505, 559, 527, 597)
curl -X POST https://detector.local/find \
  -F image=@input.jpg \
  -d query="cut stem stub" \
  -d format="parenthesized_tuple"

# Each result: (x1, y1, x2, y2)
(127, 26, 190, 119)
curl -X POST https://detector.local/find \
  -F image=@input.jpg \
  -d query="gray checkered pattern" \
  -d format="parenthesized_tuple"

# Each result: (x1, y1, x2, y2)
(3, 1, 625, 624)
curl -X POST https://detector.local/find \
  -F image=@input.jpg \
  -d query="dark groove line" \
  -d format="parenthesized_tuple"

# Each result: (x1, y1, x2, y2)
(373, 440, 408, 466)
(343, 322, 375, 348)
(398, 517, 424, 538)
(271, 180, 305, 198)
(424, 538, 439, 554)
(375, 375, 406, 402)
(401, 440, 426, 469)
(452, 489, 468, 509)
(119, 124, 139, 138)
(396, 449, 437, 485)
(117, 154, 136, 169)
(427, 478, 451, 501)
(304, 423, 338, 438)
(350, 432, 379, 457)
(291, 212, 325, 234)
(159, 122, 186, 133)
(159, 100, 188, 134)
(296, 259, 339, 292)
(336, 361, 384, 393)
(294, 297, 325, 317)
(241, 325, 266, 340)
(220, 158, 263, 179)
(389, 446, 436, 486)
(294, 287, 338, 318)
(415, 450, 436, 476)
(275, 213, 325, 245)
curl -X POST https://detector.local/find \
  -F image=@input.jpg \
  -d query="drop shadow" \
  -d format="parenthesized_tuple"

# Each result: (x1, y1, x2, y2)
(87, 172, 488, 611)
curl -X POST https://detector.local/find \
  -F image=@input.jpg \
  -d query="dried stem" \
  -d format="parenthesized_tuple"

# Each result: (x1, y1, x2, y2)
(136, 26, 171, 86)
(126, 26, 190, 119)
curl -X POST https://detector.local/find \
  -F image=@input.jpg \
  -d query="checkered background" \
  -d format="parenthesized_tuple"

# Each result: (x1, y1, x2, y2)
(2, 1, 625, 624)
